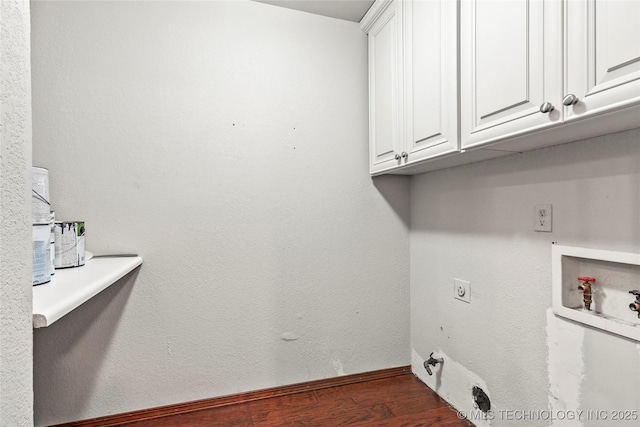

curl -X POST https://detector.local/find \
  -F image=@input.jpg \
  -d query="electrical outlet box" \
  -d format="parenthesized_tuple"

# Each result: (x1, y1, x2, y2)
(454, 278, 470, 303)
(534, 204, 552, 232)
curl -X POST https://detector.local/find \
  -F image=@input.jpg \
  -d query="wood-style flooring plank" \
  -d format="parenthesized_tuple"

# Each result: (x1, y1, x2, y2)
(121, 405, 254, 427)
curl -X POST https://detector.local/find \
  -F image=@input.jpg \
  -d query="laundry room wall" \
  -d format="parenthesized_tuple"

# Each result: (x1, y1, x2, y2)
(31, 1, 410, 425)
(410, 129, 640, 426)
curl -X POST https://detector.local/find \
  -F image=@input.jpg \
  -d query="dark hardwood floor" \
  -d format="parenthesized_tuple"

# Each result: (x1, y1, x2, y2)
(52, 368, 473, 427)
(116, 373, 472, 427)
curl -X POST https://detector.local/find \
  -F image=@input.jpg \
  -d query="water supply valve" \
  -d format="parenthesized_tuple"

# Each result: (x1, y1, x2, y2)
(423, 352, 444, 376)
(578, 277, 596, 310)
(629, 290, 640, 318)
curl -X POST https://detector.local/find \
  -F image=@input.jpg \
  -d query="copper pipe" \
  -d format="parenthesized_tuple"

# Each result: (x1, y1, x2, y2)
(577, 277, 595, 310)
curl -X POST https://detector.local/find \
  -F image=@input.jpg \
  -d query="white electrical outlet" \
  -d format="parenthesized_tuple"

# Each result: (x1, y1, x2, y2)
(534, 204, 552, 232)
(454, 278, 470, 303)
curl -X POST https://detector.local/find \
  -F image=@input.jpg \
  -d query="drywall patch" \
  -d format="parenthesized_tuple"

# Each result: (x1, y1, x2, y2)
(546, 308, 585, 426)
(280, 331, 299, 341)
(412, 349, 491, 426)
(332, 359, 345, 376)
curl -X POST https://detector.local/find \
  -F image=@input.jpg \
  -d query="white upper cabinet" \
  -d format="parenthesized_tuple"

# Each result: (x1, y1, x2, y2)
(362, 0, 458, 175)
(460, 0, 563, 149)
(461, 0, 640, 150)
(362, 0, 639, 175)
(363, 0, 404, 174)
(404, 0, 459, 162)
(564, 0, 640, 121)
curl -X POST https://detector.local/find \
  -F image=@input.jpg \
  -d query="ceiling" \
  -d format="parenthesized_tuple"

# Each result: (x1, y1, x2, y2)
(253, 0, 375, 22)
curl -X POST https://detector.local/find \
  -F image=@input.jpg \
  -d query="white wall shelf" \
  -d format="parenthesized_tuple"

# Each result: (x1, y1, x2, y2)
(552, 244, 640, 342)
(33, 256, 143, 328)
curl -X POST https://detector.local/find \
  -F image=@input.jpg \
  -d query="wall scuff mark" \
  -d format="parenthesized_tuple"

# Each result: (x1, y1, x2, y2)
(280, 332, 299, 342)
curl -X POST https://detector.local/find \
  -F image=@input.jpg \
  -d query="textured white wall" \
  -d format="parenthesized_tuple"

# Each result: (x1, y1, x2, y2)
(0, 1, 33, 426)
(410, 129, 640, 426)
(31, 1, 409, 425)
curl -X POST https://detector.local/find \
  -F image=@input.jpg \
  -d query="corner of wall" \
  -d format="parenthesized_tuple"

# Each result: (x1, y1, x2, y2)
(0, 0, 34, 425)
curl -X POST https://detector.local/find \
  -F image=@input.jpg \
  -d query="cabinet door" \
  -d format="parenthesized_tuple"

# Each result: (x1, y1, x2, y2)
(404, 0, 458, 163)
(565, 0, 640, 121)
(367, 0, 403, 174)
(368, 0, 403, 173)
(460, 0, 562, 149)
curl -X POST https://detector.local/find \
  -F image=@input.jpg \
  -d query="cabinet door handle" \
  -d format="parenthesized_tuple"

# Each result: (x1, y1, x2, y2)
(539, 102, 555, 114)
(395, 153, 401, 160)
(401, 152, 408, 159)
(562, 94, 579, 106)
